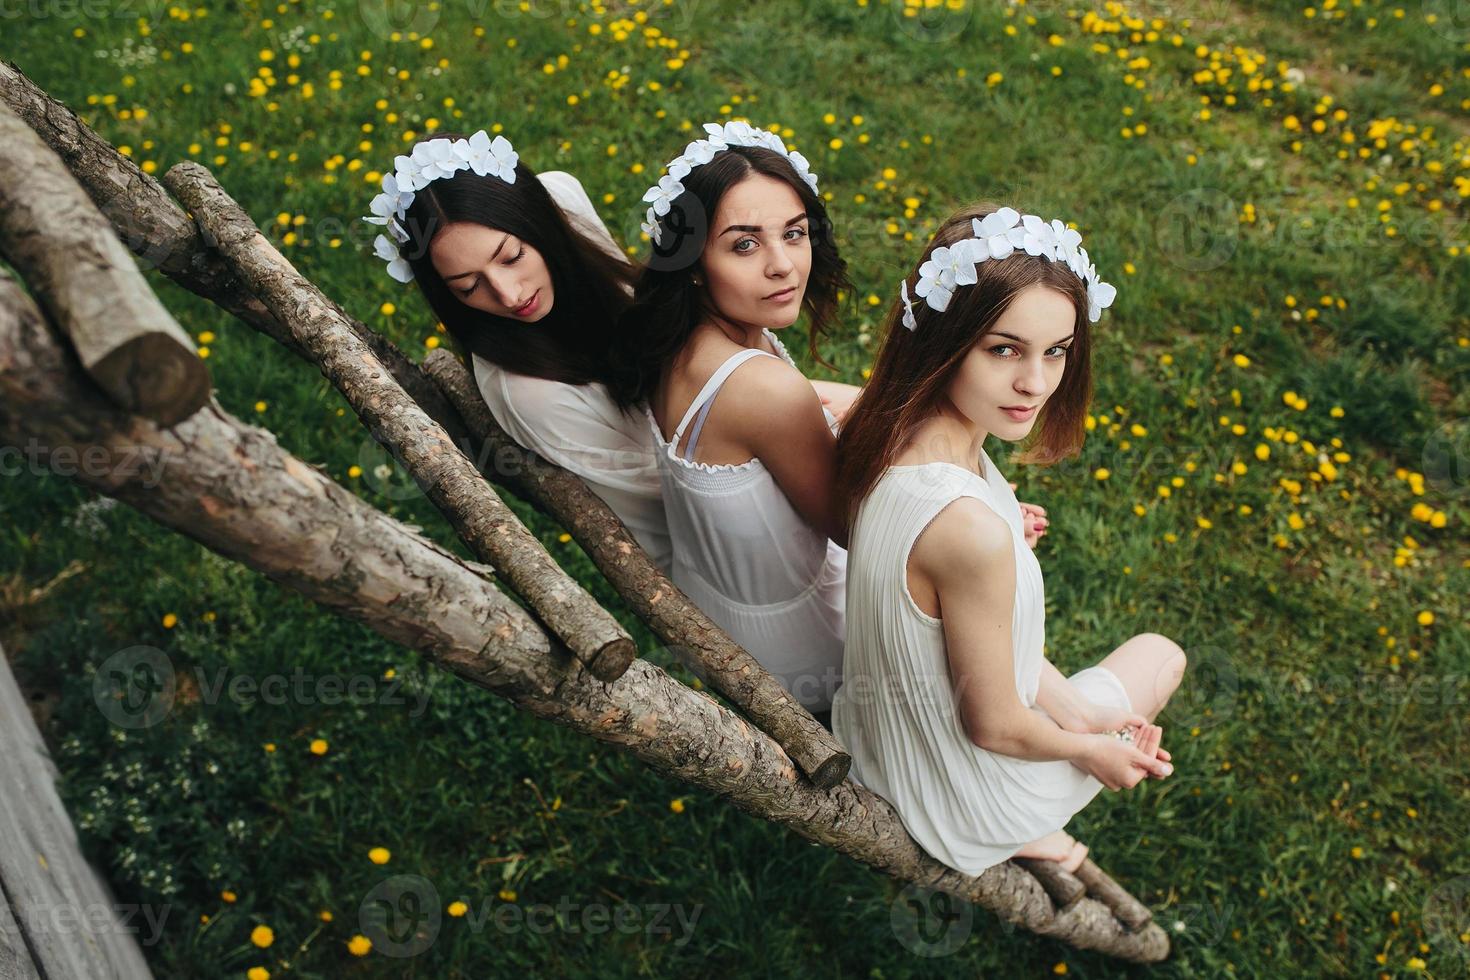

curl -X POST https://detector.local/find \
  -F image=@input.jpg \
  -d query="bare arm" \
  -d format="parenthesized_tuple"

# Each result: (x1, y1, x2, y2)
(1034, 659, 1094, 734)
(736, 359, 848, 548)
(919, 499, 1094, 763)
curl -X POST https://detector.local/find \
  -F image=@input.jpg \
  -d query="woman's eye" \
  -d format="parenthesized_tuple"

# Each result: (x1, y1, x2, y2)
(1048, 346, 1071, 358)
(785, 226, 808, 241)
(734, 238, 756, 253)
(457, 281, 477, 297)
(507, 246, 525, 265)
(989, 345, 1014, 357)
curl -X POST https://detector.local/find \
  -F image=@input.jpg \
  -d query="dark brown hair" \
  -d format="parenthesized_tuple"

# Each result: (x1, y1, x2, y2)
(835, 202, 1096, 527)
(612, 144, 852, 408)
(385, 132, 642, 405)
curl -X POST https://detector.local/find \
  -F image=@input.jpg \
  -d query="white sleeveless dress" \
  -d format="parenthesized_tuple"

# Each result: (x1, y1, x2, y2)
(472, 171, 672, 572)
(831, 449, 1133, 876)
(646, 331, 846, 713)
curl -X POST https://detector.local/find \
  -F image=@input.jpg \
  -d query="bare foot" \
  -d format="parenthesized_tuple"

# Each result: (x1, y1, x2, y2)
(1014, 829, 1089, 873)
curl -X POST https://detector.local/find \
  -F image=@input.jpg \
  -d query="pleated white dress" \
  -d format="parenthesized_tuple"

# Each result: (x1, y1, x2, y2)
(471, 171, 672, 572)
(831, 448, 1132, 876)
(645, 330, 846, 713)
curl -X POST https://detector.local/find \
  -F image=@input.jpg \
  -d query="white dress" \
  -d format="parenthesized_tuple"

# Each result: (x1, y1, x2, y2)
(645, 331, 846, 713)
(831, 448, 1133, 876)
(471, 171, 672, 572)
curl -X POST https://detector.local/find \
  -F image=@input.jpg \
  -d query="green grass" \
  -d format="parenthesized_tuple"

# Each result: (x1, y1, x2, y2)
(2, 0, 1468, 976)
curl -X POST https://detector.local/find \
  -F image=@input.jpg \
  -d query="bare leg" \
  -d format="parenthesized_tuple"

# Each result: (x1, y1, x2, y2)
(1014, 829, 1089, 873)
(1095, 632, 1188, 722)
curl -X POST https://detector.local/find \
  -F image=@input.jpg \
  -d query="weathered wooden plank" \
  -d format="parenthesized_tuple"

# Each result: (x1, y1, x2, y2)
(0, 646, 154, 979)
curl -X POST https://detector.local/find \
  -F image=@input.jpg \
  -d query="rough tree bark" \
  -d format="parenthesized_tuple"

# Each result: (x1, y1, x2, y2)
(0, 101, 208, 426)
(0, 61, 1169, 961)
(161, 161, 635, 682)
(424, 347, 851, 788)
(0, 59, 462, 442)
(0, 57, 849, 784)
(0, 268, 1169, 962)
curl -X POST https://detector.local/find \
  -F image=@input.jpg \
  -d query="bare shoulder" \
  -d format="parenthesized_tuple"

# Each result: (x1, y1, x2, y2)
(911, 496, 1015, 587)
(722, 352, 818, 415)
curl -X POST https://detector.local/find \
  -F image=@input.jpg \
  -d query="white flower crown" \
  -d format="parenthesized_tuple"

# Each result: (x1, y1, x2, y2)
(640, 121, 820, 246)
(899, 207, 1117, 330)
(362, 129, 520, 283)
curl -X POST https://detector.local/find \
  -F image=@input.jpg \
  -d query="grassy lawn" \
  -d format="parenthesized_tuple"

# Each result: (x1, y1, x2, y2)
(1, 0, 1467, 975)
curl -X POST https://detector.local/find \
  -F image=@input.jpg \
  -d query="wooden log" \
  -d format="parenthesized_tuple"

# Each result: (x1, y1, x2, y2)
(0, 267, 1169, 963)
(0, 59, 466, 450)
(1013, 858, 1087, 912)
(0, 62, 844, 779)
(424, 348, 852, 788)
(1075, 858, 1154, 932)
(0, 102, 209, 427)
(0, 646, 154, 979)
(162, 161, 635, 682)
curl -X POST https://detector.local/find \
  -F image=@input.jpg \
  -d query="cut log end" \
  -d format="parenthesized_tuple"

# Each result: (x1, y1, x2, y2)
(808, 751, 853, 791)
(587, 637, 637, 683)
(92, 332, 211, 426)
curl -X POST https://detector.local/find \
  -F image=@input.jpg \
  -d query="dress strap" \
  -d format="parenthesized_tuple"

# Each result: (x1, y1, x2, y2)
(672, 347, 777, 459)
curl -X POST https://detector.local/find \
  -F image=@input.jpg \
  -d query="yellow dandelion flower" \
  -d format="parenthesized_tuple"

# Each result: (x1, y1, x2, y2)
(347, 934, 372, 956)
(368, 847, 391, 865)
(448, 901, 468, 917)
(250, 924, 274, 948)
(309, 738, 329, 756)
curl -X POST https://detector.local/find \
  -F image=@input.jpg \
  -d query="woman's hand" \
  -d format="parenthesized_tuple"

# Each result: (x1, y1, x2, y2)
(1081, 732, 1174, 790)
(811, 380, 862, 427)
(1010, 482, 1049, 549)
(1080, 701, 1149, 735)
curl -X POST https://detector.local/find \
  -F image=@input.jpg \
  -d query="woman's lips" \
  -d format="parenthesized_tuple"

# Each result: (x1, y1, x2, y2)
(764, 286, 799, 303)
(1002, 405, 1038, 421)
(512, 291, 540, 317)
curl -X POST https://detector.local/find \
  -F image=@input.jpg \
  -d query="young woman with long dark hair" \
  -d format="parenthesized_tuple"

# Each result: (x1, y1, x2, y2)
(616, 122, 854, 715)
(831, 203, 1187, 873)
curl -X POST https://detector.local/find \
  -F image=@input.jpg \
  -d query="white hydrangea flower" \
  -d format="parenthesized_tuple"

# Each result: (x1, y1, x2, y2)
(904, 210, 1116, 326)
(362, 131, 522, 283)
(914, 241, 979, 313)
(900, 280, 918, 331)
(373, 234, 413, 284)
(642, 173, 686, 217)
